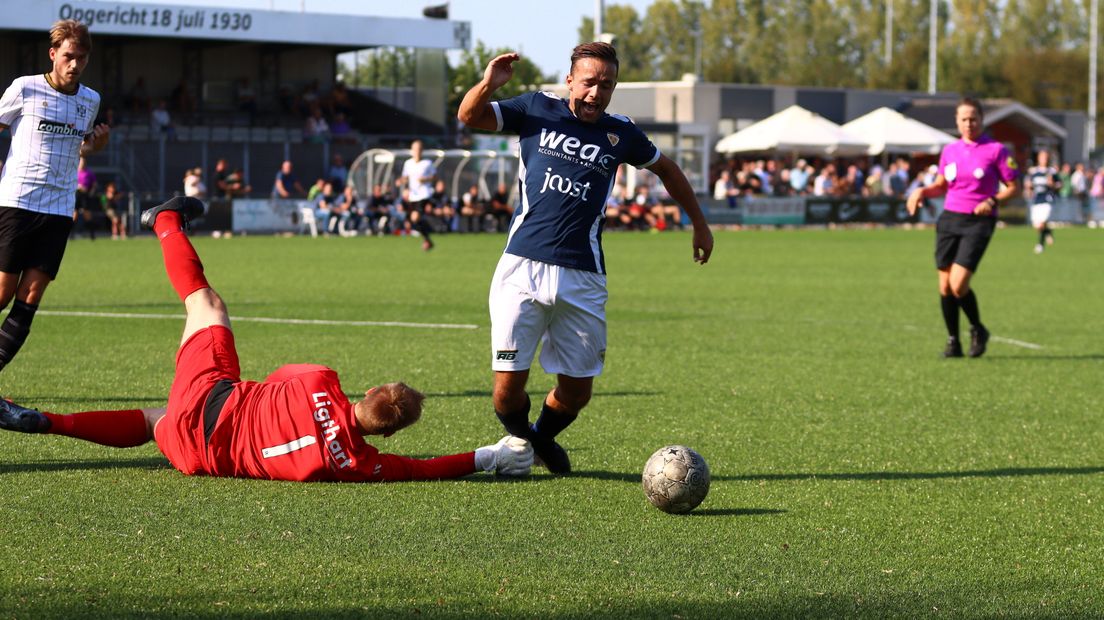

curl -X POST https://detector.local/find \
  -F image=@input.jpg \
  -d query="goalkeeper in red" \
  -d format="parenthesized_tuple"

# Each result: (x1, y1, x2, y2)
(0, 197, 532, 481)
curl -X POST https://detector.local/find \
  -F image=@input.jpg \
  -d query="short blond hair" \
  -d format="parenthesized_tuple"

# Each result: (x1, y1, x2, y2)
(356, 382, 424, 435)
(50, 19, 91, 52)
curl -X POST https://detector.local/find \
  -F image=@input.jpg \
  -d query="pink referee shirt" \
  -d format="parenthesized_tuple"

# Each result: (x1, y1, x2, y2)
(938, 135, 1018, 215)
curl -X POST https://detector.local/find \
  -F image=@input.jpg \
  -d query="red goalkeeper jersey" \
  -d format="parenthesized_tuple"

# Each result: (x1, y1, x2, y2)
(156, 364, 475, 482)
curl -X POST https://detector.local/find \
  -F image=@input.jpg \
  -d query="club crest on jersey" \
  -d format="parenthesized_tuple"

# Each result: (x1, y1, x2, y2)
(606, 132, 620, 147)
(76, 105, 87, 118)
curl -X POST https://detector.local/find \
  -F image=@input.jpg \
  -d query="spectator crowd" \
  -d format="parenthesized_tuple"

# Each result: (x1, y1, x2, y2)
(104, 75, 359, 144)
(710, 155, 1101, 208)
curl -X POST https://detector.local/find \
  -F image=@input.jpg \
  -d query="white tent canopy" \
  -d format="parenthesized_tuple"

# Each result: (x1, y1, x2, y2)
(714, 105, 870, 156)
(842, 107, 957, 155)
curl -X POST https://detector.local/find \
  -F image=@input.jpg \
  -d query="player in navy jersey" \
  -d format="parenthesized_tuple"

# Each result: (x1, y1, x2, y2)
(0, 197, 533, 482)
(1024, 150, 1058, 254)
(0, 20, 110, 374)
(457, 43, 714, 473)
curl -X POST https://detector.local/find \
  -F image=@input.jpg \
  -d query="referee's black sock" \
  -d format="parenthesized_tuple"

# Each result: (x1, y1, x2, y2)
(533, 401, 578, 440)
(940, 294, 960, 339)
(495, 394, 532, 438)
(0, 300, 39, 371)
(958, 290, 982, 328)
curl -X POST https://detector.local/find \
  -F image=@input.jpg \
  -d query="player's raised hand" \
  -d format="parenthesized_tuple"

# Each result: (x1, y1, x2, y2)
(484, 52, 520, 90)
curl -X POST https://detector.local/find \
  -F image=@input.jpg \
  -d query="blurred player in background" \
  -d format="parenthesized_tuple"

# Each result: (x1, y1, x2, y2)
(0, 197, 532, 481)
(0, 19, 110, 374)
(907, 97, 1020, 358)
(1025, 150, 1058, 254)
(396, 139, 438, 251)
(457, 43, 713, 473)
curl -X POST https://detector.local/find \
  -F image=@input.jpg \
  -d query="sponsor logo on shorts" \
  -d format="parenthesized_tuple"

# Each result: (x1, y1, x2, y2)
(495, 350, 518, 361)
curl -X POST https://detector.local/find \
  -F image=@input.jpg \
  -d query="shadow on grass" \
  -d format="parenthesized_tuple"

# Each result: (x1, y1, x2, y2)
(0, 457, 169, 474)
(46, 302, 178, 310)
(734, 466, 1104, 482)
(688, 508, 786, 517)
(574, 466, 1104, 483)
(987, 354, 1104, 361)
(7, 395, 168, 404)
(418, 390, 662, 399)
(17, 588, 1092, 619)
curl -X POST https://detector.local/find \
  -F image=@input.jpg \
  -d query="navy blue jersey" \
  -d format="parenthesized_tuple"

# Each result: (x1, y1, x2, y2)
(492, 91, 660, 273)
(1026, 166, 1058, 204)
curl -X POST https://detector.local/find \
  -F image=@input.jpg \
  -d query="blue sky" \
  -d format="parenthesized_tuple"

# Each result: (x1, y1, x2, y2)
(137, 0, 657, 78)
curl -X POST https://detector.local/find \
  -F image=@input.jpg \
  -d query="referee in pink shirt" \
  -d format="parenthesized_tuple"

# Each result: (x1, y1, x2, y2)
(907, 97, 1020, 358)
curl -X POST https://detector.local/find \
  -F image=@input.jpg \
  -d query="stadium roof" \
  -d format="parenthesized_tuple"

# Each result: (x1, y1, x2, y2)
(2, 0, 471, 51)
(904, 98, 1067, 140)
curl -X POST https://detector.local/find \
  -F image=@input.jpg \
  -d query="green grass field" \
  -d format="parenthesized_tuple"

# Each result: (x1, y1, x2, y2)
(1, 226, 1101, 618)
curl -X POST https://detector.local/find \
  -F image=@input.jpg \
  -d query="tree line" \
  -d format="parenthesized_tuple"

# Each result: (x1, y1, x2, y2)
(582, 0, 1092, 111)
(340, 0, 1096, 131)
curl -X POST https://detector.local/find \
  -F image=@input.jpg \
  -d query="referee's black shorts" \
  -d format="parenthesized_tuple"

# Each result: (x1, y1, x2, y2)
(934, 210, 997, 272)
(0, 206, 74, 279)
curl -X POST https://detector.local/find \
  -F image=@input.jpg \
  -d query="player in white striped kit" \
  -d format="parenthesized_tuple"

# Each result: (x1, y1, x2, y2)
(0, 20, 110, 373)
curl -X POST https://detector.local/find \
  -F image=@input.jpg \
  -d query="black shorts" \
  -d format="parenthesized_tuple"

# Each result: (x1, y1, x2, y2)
(0, 207, 74, 278)
(202, 379, 235, 444)
(935, 211, 997, 272)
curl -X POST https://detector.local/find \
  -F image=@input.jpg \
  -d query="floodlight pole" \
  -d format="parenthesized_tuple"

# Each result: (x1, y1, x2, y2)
(688, 25, 704, 79)
(1090, 0, 1098, 155)
(595, 0, 604, 41)
(885, 0, 893, 66)
(928, 0, 937, 93)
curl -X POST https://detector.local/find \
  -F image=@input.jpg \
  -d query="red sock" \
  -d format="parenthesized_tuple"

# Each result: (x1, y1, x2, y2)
(43, 409, 150, 448)
(154, 211, 210, 302)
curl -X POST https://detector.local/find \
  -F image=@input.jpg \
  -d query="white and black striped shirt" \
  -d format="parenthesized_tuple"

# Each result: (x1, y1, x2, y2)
(0, 74, 101, 217)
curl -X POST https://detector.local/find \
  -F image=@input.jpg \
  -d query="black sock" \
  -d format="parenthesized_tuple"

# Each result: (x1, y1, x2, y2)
(0, 300, 39, 371)
(940, 295, 960, 339)
(958, 290, 982, 328)
(415, 219, 433, 243)
(1038, 227, 1048, 245)
(495, 394, 532, 438)
(533, 401, 578, 440)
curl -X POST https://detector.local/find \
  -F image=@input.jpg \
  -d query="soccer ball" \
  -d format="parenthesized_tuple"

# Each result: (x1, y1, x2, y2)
(642, 445, 710, 514)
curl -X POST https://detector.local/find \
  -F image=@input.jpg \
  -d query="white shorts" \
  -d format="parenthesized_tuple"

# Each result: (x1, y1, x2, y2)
(489, 253, 607, 377)
(1030, 203, 1052, 227)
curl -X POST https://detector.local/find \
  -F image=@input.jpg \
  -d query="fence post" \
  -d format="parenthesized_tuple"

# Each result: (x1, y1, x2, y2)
(157, 134, 166, 196)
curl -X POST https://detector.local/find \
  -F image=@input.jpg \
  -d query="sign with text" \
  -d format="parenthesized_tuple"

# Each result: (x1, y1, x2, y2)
(741, 197, 806, 225)
(804, 197, 915, 225)
(5, 1, 467, 50)
(232, 199, 312, 234)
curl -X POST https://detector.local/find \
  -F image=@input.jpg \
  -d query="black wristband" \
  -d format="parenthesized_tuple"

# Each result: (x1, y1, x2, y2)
(987, 196, 998, 207)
